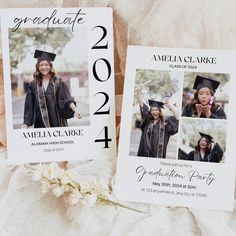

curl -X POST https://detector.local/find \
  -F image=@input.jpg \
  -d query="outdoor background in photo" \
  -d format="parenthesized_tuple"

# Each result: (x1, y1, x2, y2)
(178, 118, 227, 162)
(182, 72, 230, 116)
(9, 27, 89, 128)
(129, 69, 182, 159)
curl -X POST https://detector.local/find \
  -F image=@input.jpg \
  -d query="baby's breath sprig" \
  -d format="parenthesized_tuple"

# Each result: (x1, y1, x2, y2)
(25, 163, 145, 213)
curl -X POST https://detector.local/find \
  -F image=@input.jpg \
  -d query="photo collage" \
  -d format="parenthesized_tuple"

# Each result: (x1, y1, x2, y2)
(129, 69, 229, 164)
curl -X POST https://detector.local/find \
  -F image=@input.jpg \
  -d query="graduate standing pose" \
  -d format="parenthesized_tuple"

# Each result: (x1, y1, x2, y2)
(136, 86, 179, 158)
(22, 49, 81, 128)
(182, 75, 226, 119)
(187, 132, 223, 163)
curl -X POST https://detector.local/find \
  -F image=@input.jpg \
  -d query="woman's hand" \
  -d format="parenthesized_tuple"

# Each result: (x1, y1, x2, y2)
(135, 84, 143, 107)
(74, 110, 81, 119)
(196, 104, 203, 117)
(203, 105, 212, 118)
(21, 124, 28, 128)
(69, 103, 81, 119)
(164, 98, 171, 109)
(164, 99, 178, 119)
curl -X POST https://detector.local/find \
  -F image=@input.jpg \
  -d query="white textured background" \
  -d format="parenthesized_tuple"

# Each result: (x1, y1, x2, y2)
(0, 1, 236, 235)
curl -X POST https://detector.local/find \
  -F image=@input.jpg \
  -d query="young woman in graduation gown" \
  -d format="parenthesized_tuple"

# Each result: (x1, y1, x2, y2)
(22, 50, 81, 128)
(187, 132, 223, 163)
(182, 75, 226, 119)
(136, 86, 179, 158)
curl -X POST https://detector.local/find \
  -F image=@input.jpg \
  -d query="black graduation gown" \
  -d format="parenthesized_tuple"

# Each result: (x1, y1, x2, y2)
(137, 103, 179, 158)
(182, 104, 226, 119)
(23, 77, 75, 128)
(187, 143, 223, 163)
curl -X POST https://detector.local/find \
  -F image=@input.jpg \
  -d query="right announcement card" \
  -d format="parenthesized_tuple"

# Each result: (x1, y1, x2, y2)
(115, 46, 236, 211)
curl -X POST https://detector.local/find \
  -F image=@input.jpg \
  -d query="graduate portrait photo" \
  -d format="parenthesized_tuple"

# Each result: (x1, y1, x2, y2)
(9, 27, 89, 129)
(178, 118, 226, 163)
(129, 69, 181, 159)
(181, 72, 229, 119)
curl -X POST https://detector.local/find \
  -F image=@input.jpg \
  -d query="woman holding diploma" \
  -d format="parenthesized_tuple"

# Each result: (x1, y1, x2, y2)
(136, 86, 179, 158)
(22, 49, 81, 128)
(182, 75, 226, 119)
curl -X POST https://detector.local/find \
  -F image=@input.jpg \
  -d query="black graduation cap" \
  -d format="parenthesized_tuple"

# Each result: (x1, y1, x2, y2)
(34, 49, 56, 62)
(148, 99, 164, 108)
(199, 132, 214, 143)
(193, 75, 220, 93)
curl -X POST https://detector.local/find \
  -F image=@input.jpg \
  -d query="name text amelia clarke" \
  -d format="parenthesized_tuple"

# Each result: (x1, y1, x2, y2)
(22, 129, 83, 139)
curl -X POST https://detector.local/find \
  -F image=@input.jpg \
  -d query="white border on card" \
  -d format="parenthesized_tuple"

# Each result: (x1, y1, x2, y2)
(115, 46, 236, 211)
(1, 8, 116, 163)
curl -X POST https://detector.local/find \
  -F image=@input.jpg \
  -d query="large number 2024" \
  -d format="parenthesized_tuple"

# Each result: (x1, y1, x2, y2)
(92, 25, 112, 149)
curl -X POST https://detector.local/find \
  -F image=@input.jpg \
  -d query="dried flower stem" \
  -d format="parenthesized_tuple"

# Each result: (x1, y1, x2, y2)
(25, 163, 146, 213)
(97, 196, 145, 213)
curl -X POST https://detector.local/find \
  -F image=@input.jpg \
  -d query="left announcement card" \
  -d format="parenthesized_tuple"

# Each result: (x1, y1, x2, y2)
(0, 8, 116, 163)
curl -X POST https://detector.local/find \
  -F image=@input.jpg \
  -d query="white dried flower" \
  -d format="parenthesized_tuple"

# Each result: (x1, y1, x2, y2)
(60, 173, 71, 185)
(81, 193, 97, 207)
(80, 177, 108, 195)
(31, 164, 46, 181)
(68, 189, 83, 205)
(31, 170, 43, 181)
(43, 162, 64, 180)
(67, 169, 80, 182)
(52, 186, 65, 197)
(60, 169, 79, 185)
(27, 163, 141, 213)
(41, 180, 50, 194)
(64, 184, 72, 192)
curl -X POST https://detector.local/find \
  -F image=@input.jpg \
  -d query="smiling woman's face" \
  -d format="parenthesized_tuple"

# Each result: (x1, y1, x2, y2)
(38, 60, 51, 75)
(150, 106, 160, 120)
(199, 137, 208, 150)
(198, 87, 212, 105)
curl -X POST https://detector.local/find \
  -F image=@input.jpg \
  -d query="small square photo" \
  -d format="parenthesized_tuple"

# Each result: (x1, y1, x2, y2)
(181, 72, 229, 120)
(178, 118, 226, 163)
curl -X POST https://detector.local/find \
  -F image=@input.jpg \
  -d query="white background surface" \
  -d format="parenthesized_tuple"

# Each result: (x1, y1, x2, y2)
(1, 1, 236, 236)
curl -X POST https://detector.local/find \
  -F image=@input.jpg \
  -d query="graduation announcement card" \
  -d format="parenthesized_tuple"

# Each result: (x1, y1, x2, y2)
(0, 8, 116, 163)
(115, 46, 236, 211)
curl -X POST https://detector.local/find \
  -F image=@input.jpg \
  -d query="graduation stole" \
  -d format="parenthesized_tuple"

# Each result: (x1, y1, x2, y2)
(157, 122, 165, 158)
(146, 120, 165, 158)
(194, 151, 210, 162)
(36, 83, 51, 127)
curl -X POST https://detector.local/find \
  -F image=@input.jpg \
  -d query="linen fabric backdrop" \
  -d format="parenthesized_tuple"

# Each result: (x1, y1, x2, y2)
(0, 0, 236, 235)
